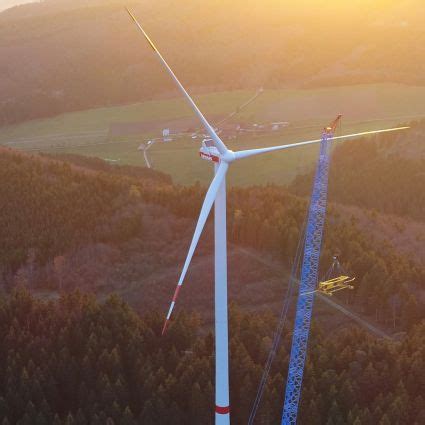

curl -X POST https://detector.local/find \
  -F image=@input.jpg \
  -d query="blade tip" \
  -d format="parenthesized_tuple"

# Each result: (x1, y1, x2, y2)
(125, 7, 137, 23)
(161, 320, 169, 336)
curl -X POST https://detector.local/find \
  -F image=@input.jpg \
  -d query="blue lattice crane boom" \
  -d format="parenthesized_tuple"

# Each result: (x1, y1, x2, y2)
(281, 115, 341, 424)
(245, 117, 407, 425)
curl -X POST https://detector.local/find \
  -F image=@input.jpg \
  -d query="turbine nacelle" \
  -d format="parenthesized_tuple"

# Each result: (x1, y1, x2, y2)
(199, 138, 221, 162)
(199, 138, 236, 163)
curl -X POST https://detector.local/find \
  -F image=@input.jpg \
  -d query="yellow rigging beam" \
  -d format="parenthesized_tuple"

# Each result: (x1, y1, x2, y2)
(318, 276, 355, 296)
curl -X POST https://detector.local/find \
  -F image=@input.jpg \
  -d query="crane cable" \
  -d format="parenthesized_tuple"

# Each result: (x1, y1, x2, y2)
(248, 215, 307, 425)
(321, 255, 352, 282)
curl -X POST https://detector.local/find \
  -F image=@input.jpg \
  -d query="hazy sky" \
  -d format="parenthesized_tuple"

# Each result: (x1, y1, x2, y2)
(0, 0, 38, 12)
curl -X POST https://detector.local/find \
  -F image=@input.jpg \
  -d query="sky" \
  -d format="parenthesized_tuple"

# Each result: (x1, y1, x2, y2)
(0, 0, 38, 13)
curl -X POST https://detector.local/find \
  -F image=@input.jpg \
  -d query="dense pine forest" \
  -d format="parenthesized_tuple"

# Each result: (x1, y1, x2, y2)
(0, 290, 423, 424)
(0, 133, 423, 424)
(0, 149, 162, 273)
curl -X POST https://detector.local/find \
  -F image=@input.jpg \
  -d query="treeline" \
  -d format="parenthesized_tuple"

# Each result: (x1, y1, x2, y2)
(0, 290, 423, 424)
(46, 154, 172, 185)
(290, 120, 425, 222)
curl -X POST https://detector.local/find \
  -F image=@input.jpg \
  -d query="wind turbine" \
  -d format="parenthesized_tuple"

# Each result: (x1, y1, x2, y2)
(126, 9, 409, 424)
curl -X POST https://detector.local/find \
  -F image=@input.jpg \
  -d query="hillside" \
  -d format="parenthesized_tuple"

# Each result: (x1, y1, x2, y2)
(1, 0, 425, 125)
(290, 119, 425, 222)
(1, 149, 422, 338)
(0, 1, 35, 12)
(0, 147, 170, 274)
(0, 147, 423, 423)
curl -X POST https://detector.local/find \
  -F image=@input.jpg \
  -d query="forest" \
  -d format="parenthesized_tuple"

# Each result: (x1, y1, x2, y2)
(0, 146, 423, 333)
(291, 119, 425, 222)
(1, 142, 424, 323)
(0, 149, 144, 272)
(0, 289, 423, 424)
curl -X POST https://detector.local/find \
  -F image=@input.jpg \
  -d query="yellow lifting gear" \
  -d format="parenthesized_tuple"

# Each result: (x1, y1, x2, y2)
(318, 276, 355, 296)
(318, 255, 355, 296)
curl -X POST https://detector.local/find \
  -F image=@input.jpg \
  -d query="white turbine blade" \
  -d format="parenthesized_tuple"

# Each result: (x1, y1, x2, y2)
(162, 161, 229, 334)
(233, 126, 409, 161)
(126, 8, 228, 155)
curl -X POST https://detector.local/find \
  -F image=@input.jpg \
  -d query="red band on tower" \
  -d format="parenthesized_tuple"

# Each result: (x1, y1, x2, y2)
(215, 405, 230, 415)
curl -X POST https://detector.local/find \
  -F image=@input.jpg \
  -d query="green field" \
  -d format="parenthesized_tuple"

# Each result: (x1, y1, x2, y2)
(1, 83, 424, 186)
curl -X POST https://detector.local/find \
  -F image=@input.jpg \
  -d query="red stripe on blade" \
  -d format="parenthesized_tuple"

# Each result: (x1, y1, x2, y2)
(161, 320, 169, 336)
(172, 285, 181, 302)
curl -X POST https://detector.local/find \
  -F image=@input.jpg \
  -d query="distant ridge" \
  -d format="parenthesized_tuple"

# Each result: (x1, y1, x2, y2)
(0, 0, 424, 126)
(0, 0, 37, 13)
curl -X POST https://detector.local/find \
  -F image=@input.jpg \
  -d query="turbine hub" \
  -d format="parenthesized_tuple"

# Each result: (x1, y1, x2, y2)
(222, 150, 236, 163)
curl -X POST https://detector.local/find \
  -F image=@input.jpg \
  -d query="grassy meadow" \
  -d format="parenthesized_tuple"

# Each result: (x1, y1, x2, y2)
(1, 83, 424, 186)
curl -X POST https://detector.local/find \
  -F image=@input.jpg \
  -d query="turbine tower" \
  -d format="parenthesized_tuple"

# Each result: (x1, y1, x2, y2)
(126, 9, 408, 424)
